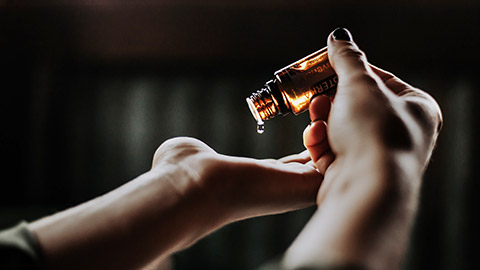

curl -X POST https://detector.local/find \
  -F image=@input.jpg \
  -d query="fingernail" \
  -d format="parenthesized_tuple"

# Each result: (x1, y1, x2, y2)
(332, 28, 352, 41)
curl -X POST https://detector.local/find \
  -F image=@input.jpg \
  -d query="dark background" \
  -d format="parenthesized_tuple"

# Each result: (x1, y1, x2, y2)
(1, 0, 479, 269)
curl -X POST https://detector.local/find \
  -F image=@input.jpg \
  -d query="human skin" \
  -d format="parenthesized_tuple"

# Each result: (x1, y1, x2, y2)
(29, 138, 323, 269)
(284, 28, 442, 270)
(29, 28, 442, 270)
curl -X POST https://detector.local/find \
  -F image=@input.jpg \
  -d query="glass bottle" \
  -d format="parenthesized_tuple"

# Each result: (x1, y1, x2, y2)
(246, 47, 337, 128)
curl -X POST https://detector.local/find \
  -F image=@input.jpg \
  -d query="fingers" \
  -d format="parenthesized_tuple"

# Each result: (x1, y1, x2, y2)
(327, 28, 413, 99)
(301, 95, 334, 175)
(225, 156, 323, 219)
(303, 96, 335, 175)
(279, 150, 311, 164)
(368, 64, 413, 96)
(327, 28, 370, 84)
(328, 29, 414, 99)
(309, 94, 331, 122)
(326, 28, 393, 118)
(369, 64, 443, 134)
(304, 95, 331, 154)
(303, 120, 334, 175)
(303, 121, 328, 152)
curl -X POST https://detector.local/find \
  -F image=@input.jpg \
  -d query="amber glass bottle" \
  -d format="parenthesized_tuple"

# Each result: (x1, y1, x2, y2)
(246, 47, 337, 126)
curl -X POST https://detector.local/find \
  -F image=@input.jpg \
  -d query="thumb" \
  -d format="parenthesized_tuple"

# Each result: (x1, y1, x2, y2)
(327, 28, 371, 84)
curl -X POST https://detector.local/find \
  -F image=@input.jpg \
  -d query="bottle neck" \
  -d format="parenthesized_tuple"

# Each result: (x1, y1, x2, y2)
(246, 80, 291, 122)
(246, 84, 279, 122)
(268, 80, 290, 114)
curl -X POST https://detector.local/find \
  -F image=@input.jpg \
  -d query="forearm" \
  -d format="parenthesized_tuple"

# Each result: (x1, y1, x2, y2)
(29, 165, 223, 270)
(284, 151, 421, 270)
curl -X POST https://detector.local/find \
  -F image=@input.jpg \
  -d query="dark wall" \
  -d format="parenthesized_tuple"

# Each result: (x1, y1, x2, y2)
(1, 1, 479, 269)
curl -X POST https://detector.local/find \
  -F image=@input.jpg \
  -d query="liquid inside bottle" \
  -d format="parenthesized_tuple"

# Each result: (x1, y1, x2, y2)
(246, 46, 338, 133)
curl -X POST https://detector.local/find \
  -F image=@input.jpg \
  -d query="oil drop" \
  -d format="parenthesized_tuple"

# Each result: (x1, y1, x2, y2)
(256, 121, 265, 134)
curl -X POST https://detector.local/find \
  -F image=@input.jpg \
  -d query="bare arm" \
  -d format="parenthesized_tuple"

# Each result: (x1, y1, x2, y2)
(29, 138, 322, 270)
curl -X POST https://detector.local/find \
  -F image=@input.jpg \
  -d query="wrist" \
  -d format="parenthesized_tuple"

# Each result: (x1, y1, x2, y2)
(28, 154, 228, 270)
(147, 155, 230, 244)
(290, 152, 422, 270)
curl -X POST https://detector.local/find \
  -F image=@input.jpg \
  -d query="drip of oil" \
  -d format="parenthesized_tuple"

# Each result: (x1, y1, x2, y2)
(256, 120, 265, 134)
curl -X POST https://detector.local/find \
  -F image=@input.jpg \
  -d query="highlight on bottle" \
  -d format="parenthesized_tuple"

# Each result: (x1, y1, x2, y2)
(246, 47, 338, 134)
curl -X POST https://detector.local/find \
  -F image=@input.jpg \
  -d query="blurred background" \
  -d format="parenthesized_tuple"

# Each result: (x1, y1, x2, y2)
(1, 0, 479, 269)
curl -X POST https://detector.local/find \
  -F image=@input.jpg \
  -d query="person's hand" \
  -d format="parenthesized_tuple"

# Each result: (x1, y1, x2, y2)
(303, 28, 442, 205)
(285, 28, 442, 269)
(30, 138, 322, 270)
(151, 137, 321, 224)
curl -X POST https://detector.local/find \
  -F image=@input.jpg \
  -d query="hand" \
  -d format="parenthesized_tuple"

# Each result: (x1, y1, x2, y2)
(30, 137, 322, 270)
(303, 29, 442, 205)
(285, 28, 442, 269)
(151, 137, 322, 223)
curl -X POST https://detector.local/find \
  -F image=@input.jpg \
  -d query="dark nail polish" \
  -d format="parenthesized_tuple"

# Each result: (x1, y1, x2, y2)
(332, 28, 352, 41)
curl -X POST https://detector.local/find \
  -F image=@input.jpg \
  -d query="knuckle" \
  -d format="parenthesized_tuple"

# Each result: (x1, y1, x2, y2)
(339, 46, 366, 60)
(404, 93, 443, 135)
(336, 45, 368, 65)
(338, 73, 385, 109)
(350, 72, 379, 88)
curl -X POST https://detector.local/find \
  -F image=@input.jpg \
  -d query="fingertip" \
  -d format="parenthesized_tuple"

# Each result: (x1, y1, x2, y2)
(303, 123, 312, 141)
(331, 27, 352, 42)
(316, 151, 335, 176)
(327, 28, 370, 80)
(327, 28, 353, 50)
(303, 120, 328, 148)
